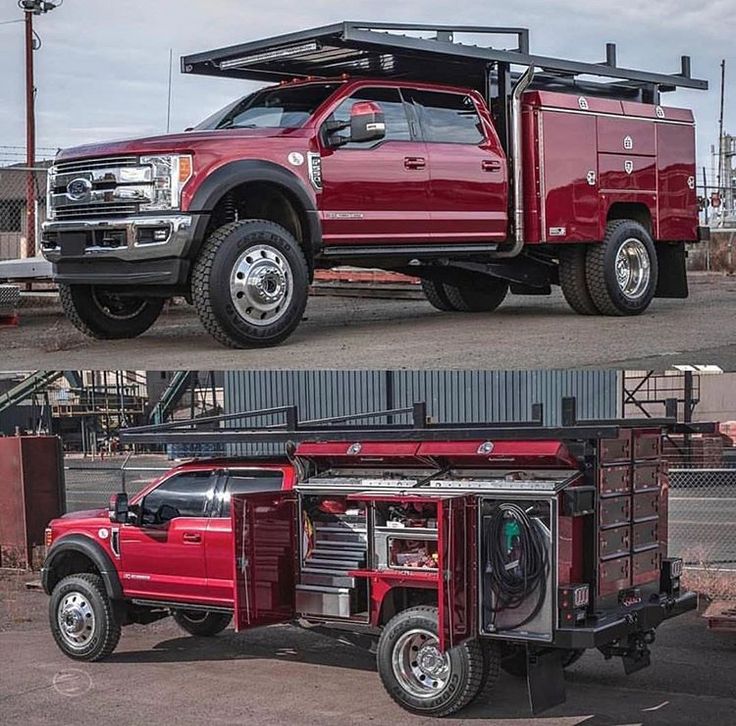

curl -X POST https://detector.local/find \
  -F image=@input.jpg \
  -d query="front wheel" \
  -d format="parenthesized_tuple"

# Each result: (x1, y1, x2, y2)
(172, 610, 232, 637)
(59, 284, 164, 339)
(49, 574, 121, 662)
(585, 220, 658, 316)
(191, 219, 309, 348)
(376, 606, 484, 717)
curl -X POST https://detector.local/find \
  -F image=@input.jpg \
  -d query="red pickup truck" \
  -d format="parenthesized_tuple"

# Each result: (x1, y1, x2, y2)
(41, 22, 709, 348)
(42, 403, 710, 717)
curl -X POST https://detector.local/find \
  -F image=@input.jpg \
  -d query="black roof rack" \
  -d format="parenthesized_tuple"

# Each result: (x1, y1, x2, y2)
(119, 397, 716, 447)
(181, 21, 707, 95)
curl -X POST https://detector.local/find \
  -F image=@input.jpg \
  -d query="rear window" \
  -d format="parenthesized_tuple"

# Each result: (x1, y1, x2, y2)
(219, 470, 284, 516)
(406, 90, 485, 145)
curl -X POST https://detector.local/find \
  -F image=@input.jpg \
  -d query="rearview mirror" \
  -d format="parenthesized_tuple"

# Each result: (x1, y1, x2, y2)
(350, 101, 386, 144)
(108, 492, 129, 524)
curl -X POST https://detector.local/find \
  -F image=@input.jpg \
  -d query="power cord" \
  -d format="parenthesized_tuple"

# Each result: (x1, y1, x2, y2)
(484, 502, 549, 631)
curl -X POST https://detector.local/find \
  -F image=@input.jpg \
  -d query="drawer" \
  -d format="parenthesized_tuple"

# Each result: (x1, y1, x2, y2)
(599, 555, 631, 596)
(633, 491, 660, 522)
(600, 496, 632, 528)
(296, 585, 352, 618)
(632, 463, 659, 492)
(633, 549, 661, 586)
(599, 525, 631, 559)
(632, 520, 659, 551)
(599, 434, 631, 463)
(633, 432, 661, 460)
(599, 466, 631, 496)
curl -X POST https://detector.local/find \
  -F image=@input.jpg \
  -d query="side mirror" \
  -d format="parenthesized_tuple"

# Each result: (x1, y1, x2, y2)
(108, 492, 129, 524)
(349, 101, 386, 144)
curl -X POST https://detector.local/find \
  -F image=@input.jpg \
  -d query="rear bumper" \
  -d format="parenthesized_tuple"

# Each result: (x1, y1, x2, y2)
(554, 590, 697, 649)
(41, 214, 201, 287)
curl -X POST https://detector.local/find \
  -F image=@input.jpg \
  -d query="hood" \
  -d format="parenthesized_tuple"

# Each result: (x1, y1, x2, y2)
(56, 127, 308, 162)
(60, 507, 108, 520)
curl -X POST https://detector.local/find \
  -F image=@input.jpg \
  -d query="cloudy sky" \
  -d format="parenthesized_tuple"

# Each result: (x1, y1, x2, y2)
(0, 0, 733, 174)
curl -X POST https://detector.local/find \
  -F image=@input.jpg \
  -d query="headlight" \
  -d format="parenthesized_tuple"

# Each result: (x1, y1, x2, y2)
(46, 166, 57, 221)
(139, 154, 193, 211)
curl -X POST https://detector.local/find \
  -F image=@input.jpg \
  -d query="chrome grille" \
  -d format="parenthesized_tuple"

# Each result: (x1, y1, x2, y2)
(54, 203, 138, 220)
(50, 156, 151, 221)
(54, 156, 140, 174)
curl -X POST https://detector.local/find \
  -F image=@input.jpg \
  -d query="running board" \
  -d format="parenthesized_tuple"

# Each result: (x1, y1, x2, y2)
(320, 243, 500, 261)
(131, 598, 233, 614)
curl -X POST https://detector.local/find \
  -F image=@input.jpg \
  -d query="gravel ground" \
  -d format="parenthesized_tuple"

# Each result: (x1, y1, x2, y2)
(1, 572, 735, 725)
(3, 273, 736, 370)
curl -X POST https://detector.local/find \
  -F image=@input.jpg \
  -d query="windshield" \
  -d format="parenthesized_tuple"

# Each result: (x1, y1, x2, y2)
(195, 83, 340, 130)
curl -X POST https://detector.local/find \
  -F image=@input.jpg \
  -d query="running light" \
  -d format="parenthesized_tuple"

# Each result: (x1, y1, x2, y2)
(219, 42, 320, 70)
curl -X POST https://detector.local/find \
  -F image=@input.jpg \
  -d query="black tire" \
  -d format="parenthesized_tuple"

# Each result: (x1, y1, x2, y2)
(49, 573, 121, 662)
(473, 641, 501, 706)
(172, 610, 232, 637)
(421, 279, 454, 312)
(559, 245, 599, 315)
(499, 644, 585, 678)
(191, 219, 309, 348)
(58, 284, 164, 339)
(585, 220, 658, 316)
(376, 606, 484, 717)
(443, 276, 509, 313)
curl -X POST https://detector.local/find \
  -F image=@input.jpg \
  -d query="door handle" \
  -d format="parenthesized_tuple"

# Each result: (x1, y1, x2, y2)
(482, 159, 502, 172)
(182, 532, 202, 544)
(404, 156, 426, 170)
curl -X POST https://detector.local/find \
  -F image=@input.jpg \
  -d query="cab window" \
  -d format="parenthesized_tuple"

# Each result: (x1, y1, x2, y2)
(141, 472, 214, 524)
(328, 87, 412, 148)
(405, 90, 485, 145)
(219, 470, 284, 517)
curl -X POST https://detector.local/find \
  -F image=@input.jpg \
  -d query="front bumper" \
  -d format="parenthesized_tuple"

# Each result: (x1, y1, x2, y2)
(554, 590, 697, 649)
(41, 214, 199, 287)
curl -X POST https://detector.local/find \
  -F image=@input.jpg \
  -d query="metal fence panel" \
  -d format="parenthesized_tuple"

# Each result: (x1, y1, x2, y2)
(0, 164, 49, 259)
(669, 468, 736, 571)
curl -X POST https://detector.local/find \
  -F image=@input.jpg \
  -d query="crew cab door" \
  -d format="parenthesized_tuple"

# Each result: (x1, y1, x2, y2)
(318, 86, 431, 245)
(404, 89, 508, 243)
(119, 470, 216, 601)
(438, 495, 477, 651)
(205, 468, 288, 605)
(232, 491, 296, 631)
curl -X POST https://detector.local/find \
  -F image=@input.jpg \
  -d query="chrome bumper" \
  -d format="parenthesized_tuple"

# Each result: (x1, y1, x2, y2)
(41, 214, 196, 264)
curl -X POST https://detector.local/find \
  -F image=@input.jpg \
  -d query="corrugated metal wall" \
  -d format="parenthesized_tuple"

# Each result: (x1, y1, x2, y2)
(223, 370, 621, 456)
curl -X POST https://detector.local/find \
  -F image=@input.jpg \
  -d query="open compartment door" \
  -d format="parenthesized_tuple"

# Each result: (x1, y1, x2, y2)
(232, 491, 297, 631)
(438, 496, 477, 651)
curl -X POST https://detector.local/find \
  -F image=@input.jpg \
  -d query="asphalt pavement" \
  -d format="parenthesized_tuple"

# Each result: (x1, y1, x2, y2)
(4, 273, 736, 370)
(1, 572, 735, 726)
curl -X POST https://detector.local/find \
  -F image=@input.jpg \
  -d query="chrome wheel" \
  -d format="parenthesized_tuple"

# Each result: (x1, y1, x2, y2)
(392, 628, 451, 699)
(91, 289, 148, 320)
(57, 592, 96, 650)
(229, 244, 293, 326)
(615, 238, 651, 300)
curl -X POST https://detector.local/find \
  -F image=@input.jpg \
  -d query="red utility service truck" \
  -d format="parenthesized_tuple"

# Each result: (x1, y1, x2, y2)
(41, 22, 709, 347)
(41, 400, 712, 716)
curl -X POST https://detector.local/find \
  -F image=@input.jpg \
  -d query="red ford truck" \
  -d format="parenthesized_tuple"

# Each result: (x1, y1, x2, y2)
(41, 22, 709, 348)
(42, 401, 713, 717)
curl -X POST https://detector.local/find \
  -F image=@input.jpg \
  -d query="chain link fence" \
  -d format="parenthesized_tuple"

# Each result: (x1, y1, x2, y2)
(0, 161, 50, 260)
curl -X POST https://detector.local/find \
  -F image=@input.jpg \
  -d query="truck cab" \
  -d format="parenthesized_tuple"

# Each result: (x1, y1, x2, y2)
(41, 22, 708, 348)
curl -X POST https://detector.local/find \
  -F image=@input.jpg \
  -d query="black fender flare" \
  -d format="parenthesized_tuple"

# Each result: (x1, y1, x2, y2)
(42, 534, 124, 600)
(187, 159, 322, 259)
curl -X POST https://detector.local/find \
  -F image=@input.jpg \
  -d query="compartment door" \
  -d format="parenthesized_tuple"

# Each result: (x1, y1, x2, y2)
(231, 491, 296, 631)
(437, 496, 477, 651)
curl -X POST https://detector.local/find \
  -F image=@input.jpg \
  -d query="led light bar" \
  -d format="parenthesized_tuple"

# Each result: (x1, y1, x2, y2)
(219, 41, 320, 70)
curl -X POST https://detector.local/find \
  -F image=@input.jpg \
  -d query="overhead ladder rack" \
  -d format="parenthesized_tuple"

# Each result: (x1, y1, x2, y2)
(181, 21, 708, 100)
(119, 397, 716, 448)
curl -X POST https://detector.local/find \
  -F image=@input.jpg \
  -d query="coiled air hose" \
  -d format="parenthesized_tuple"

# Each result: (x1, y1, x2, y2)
(484, 502, 549, 631)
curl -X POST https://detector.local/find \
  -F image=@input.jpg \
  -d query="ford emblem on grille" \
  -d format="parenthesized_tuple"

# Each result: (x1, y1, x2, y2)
(66, 177, 93, 201)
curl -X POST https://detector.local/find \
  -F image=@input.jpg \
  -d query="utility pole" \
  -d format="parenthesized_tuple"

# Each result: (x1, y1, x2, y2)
(19, 0, 60, 257)
(717, 59, 726, 226)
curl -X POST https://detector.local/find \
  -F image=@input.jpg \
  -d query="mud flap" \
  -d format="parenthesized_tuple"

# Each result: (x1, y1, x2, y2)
(527, 647, 566, 714)
(655, 242, 688, 298)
